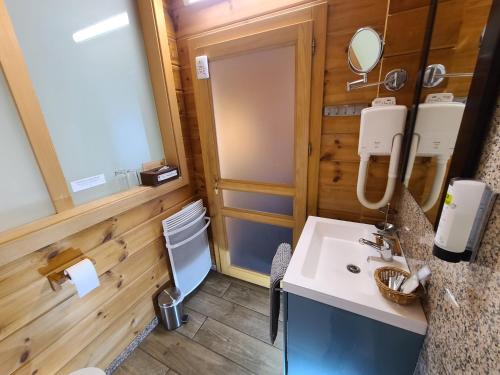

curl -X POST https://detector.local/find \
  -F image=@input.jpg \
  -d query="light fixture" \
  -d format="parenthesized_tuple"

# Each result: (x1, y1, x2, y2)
(73, 12, 129, 43)
(183, 0, 206, 5)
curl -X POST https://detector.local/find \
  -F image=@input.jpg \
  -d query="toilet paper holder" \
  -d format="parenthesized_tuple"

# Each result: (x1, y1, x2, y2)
(47, 256, 96, 291)
(41, 251, 96, 291)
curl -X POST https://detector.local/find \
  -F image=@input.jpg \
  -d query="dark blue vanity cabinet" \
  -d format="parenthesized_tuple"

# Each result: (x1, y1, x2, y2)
(285, 293, 424, 375)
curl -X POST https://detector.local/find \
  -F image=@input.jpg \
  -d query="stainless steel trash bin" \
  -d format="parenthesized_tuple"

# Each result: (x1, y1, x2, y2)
(158, 287, 184, 330)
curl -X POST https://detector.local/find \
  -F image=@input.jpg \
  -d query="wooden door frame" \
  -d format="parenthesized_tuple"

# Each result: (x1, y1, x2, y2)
(188, 3, 327, 286)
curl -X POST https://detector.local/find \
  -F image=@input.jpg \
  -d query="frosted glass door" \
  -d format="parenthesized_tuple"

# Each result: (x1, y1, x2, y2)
(5, 0, 165, 205)
(222, 190, 293, 215)
(210, 46, 295, 185)
(192, 20, 312, 282)
(0, 71, 55, 232)
(226, 217, 293, 275)
(210, 46, 296, 274)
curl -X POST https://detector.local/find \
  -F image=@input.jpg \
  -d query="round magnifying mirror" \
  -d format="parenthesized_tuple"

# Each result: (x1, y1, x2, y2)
(348, 27, 384, 73)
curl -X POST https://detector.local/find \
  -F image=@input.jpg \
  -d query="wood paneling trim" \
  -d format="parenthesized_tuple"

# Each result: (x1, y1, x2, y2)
(318, 186, 386, 217)
(0, 238, 165, 375)
(0, 0, 73, 212)
(170, 0, 320, 39)
(138, 0, 189, 176)
(57, 286, 161, 374)
(326, 0, 389, 35)
(0, 191, 189, 299)
(0, 194, 193, 342)
(319, 160, 391, 189)
(389, 0, 430, 14)
(13, 259, 168, 375)
(385, 0, 462, 57)
(0, 181, 192, 268)
(172, 65, 182, 89)
(224, 266, 270, 288)
(320, 133, 361, 162)
(292, 21, 313, 243)
(169, 36, 180, 65)
(218, 180, 295, 197)
(322, 116, 360, 134)
(306, 3, 328, 216)
(221, 207, 295, 228)
(197, 23, 305, 59)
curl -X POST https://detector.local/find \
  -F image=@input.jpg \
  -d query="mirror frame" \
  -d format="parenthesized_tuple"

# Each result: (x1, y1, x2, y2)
(347, 27, 384, 74)
(400, 0, 500, 230)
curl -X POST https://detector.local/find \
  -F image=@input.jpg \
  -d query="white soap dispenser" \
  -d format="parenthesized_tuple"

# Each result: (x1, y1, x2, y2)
(433, 179, 496, 262)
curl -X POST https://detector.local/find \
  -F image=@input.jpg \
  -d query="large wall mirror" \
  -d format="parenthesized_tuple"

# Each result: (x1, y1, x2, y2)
(402, 0, 498, 226)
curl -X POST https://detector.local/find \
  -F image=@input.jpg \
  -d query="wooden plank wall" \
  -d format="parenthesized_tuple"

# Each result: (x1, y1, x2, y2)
(167, 0, 490, 225)
(167, 0, 394, 223)
(318, 0, 389, 222)
(0, 10, 197, 374)
(0, 186, 196, 375)
(0, 3, 489, 374)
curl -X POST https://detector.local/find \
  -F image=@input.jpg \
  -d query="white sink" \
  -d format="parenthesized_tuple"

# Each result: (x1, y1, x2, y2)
(283, 216, 427, 335)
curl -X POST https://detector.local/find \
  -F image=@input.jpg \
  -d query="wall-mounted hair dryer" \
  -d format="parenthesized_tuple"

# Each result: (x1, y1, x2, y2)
(403, 100, 465, 212)
(357, 104, 407, 210)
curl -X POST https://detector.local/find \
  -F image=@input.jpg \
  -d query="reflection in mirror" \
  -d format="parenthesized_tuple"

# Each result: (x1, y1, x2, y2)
(404, 101, 465, 212)
(422, 63, 473, 88)
(404, 0, 493, 225)
(348, 27, 383, 73)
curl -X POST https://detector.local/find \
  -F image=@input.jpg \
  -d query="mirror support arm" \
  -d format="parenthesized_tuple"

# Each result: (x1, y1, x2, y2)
(347, 69, 408, 92)
(346, 73, 368, 91)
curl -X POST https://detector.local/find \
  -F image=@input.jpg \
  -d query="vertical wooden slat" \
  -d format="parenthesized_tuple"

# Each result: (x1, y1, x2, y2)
(137, 0, 189, 181)
(0, 0, 73, 212)
(307, 3, 328, 216)
(292, 21, 313, 245)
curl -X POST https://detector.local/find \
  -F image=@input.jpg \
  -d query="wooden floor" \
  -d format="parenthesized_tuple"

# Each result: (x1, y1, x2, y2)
(114, 271, 283, 375)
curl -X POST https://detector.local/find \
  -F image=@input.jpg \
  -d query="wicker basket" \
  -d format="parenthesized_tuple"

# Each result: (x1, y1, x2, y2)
(374, 266, 419, 305)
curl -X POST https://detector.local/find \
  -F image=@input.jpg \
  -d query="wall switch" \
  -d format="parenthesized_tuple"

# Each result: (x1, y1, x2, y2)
(195, 55, 210, 79)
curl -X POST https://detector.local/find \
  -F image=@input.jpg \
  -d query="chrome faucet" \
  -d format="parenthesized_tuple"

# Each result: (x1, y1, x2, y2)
(375, 203, 397, 235)
(359, 233, 394, 262)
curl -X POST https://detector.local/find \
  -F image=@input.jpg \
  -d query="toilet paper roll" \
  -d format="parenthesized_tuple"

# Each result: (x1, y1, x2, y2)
(64, 259, 100, 298)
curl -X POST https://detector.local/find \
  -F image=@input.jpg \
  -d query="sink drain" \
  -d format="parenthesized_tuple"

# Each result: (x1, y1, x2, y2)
(346, 264, 361, 274)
